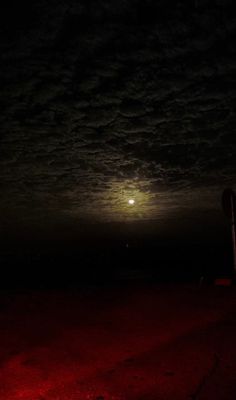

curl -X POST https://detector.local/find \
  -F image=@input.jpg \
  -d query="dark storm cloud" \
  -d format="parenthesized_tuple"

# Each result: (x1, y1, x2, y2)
(0, 0, 236, 231)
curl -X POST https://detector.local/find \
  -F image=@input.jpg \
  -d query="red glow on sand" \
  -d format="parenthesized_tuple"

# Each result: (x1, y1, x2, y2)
(1, 285, 236, 399)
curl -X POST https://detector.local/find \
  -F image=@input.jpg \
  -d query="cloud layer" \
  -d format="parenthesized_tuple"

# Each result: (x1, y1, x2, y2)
(0, 0, 235, 234)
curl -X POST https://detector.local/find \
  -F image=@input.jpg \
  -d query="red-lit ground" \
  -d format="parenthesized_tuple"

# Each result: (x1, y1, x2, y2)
(1, 283, 236, 399)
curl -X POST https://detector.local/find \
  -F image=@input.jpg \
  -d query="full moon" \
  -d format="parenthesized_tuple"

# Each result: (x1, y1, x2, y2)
(128, 199, 135, 205)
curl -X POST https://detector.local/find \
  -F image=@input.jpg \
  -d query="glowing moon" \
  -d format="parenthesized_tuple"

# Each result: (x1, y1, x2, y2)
(128, 199, 135, 205)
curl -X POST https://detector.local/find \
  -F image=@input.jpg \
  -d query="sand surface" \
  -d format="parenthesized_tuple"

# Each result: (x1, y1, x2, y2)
(1, 283, 236, 399)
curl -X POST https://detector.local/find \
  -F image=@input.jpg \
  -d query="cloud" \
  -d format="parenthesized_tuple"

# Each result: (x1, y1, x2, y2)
(0, 0, 235, 233)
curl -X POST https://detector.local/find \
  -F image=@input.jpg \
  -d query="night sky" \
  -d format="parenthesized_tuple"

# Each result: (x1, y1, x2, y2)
(0, 1, 236, 271)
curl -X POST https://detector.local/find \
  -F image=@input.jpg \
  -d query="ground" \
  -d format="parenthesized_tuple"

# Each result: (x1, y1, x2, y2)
(1, 283, 236, 399)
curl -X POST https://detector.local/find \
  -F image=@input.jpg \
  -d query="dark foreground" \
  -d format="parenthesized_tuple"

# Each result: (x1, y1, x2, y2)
(1, 283, 236, 400)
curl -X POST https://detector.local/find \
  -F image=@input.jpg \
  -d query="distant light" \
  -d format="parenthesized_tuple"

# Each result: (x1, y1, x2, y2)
(128, 199, 135, 205)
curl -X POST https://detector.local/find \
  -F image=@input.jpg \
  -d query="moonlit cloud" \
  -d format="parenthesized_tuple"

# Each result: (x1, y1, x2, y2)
(0, 0, 235, 235)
